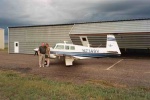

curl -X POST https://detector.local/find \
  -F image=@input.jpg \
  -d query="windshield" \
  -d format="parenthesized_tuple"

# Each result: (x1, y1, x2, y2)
(55, 45, 64, 50)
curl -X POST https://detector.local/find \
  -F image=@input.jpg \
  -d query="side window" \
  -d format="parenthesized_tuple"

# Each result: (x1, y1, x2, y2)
(55, 45, 64, 50)
(65, 46, 69, 50)
(70, 46, 75, 50)
(16, 43, 18, 47)
(82, 37, 87, 41)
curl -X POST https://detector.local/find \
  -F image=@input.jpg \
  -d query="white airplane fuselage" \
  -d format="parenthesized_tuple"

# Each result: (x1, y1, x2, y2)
(50, 44, 120, 59)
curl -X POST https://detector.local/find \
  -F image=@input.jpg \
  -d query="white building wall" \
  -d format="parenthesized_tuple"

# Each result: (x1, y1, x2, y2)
(0, 28, 4, 49)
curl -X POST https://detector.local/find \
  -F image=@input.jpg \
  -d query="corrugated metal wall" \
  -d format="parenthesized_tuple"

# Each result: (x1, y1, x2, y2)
(70, 19, 150, 49)
(9, 19, 150, 54)
(70, 35, 107, 47)
(70, 20, 150, 34)
(116, 34, 150, 49)
(9, 25, 73, 54)
(70, 33, 150, 49)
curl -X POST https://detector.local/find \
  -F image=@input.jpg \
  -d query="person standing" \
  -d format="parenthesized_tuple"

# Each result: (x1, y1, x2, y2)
(38, 43, 46, 67)
(34, 48, 38, 56)
(45, 43, 50, 67)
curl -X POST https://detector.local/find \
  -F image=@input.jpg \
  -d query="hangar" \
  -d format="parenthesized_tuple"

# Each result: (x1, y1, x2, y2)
(8, 18, 150, 54)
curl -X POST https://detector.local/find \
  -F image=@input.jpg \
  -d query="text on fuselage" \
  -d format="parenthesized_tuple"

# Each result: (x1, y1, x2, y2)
(82, 49, 99, 53)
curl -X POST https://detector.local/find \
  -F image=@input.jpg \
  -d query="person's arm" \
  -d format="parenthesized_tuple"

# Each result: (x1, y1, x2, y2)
(48, 48, 50, 57)
(38, 47, 41, 55)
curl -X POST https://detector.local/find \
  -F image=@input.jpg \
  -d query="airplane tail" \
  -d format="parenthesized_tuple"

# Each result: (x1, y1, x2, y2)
(106, 34, 121, 55)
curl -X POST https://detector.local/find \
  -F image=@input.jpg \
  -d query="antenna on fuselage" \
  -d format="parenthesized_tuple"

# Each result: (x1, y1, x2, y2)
(87, 44, 91, 47)
(64, 41, 68, 44)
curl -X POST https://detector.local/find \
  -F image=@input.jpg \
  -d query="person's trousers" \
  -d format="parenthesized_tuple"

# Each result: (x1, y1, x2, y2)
(39, 54, 45, 67)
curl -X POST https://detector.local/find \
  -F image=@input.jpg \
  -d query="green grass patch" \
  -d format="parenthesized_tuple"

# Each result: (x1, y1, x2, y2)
(0, 48, 8, 51)
(0, 70, 150, 100)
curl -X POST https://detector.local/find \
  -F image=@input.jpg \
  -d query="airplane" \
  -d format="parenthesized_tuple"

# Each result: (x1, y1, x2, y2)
(49, 34, 121, 66)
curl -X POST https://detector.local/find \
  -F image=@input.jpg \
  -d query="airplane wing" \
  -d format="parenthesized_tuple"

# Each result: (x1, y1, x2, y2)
(50, 54, 57, 59)
(52, 53, 74, 66)
(51, 54, 74, 66)
(73, 56, 91, 59)
(64, 55, 91, 66)
(52, 53, 91, 66)
(34, 48, 38, 51)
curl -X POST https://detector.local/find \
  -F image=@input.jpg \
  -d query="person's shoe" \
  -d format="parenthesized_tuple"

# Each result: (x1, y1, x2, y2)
(46, 65, 49, 67)
(39, 65, 41, 68)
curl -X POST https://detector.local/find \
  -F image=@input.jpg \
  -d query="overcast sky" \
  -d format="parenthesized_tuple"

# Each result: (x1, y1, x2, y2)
(1, 0, 150, 42)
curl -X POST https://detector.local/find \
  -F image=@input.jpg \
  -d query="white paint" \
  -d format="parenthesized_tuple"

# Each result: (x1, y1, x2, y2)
(106, 35, 121, 54)
(0, 29, 4, 49)
(14, 41, 19, 53)
(65, 56, 74, 66)
(80, 36, 89, 47)
(106, 59, 123, 70)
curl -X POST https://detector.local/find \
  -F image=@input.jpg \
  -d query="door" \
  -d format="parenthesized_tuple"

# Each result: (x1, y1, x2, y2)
(80, 36, 90, 47)
(14, 41, 19, 53)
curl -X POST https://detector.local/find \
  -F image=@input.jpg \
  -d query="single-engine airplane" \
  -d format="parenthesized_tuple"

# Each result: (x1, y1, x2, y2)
(49, 34, 121, 66)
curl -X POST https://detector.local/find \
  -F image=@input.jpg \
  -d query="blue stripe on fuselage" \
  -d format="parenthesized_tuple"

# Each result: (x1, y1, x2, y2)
(50, 51, 120, 58)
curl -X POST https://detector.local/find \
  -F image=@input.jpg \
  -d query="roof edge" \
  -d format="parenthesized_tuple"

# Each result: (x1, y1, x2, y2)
(8, 18, 150, 28)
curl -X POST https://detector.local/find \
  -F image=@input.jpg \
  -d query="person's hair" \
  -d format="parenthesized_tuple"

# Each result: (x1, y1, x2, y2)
(46, 43, 49, 46)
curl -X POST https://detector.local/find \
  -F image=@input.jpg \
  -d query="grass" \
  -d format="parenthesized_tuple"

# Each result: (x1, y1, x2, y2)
(0, 49, 7, 51)
(0, 70, 150, 100)
(0, 47, 8, 51)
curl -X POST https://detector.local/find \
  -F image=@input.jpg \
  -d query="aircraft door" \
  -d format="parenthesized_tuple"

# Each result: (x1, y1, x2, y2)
(80, 36, 90, 47)
(14, 41, 19, 53)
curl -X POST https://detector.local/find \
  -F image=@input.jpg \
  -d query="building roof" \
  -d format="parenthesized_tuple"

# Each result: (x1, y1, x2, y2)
(9, 18, 150, 28)
(70, 18, 150, 35)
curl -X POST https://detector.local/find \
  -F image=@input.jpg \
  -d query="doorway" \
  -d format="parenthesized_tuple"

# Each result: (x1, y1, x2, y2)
(80, 36, 89, 47)
(14, 41, 19, 53)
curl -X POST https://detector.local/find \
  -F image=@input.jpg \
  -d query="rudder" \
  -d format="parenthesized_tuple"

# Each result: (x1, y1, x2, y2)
(106, 34, 121, 54)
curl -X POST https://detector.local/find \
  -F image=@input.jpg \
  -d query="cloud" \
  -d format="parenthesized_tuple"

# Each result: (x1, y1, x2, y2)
(83, 0, 150, 21)
(1, 0, 150, 43)
(0, 0, 150, 27)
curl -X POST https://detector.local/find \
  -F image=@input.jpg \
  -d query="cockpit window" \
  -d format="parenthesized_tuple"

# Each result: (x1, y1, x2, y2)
(70, 46, 75, 50)
(55, 45, 64, 50)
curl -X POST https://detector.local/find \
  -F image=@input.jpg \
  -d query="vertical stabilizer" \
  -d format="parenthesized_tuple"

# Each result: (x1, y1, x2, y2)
(106, 34, 121, 54)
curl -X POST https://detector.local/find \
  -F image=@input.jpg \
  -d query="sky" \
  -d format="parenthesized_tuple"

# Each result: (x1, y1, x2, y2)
(1, 0, 150, 42)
